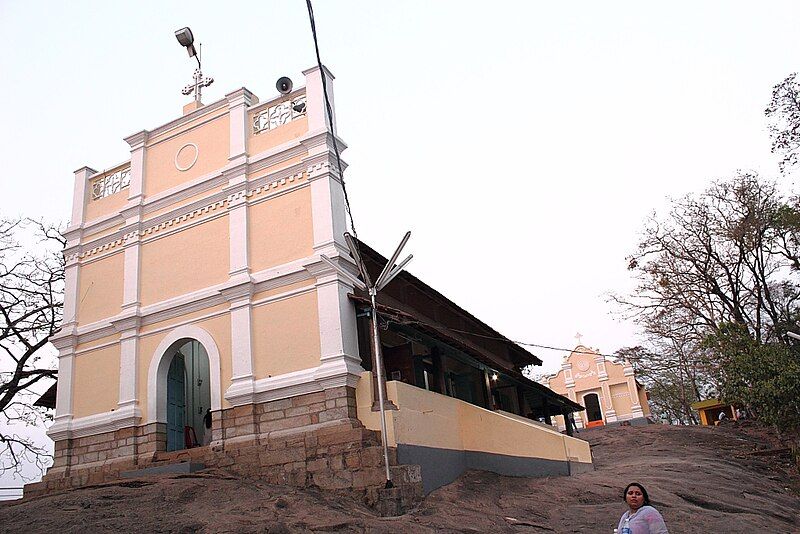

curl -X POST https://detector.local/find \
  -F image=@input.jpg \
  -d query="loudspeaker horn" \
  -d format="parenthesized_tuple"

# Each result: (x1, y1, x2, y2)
(276, 76, 293, 95)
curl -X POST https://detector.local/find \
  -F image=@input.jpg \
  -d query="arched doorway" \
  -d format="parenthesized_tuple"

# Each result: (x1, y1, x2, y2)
(583, 392, 604, 427)
(164, 339, 211, 451)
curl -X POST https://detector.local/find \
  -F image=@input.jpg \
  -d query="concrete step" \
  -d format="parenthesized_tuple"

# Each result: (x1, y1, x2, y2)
(121, 462, 205, 478)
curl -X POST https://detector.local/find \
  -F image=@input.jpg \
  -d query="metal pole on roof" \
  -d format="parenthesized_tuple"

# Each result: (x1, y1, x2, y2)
(320, 231, 412, 489)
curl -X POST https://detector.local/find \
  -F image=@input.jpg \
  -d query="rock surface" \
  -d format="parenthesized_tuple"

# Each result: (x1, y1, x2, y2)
(1, 423, 798, 533)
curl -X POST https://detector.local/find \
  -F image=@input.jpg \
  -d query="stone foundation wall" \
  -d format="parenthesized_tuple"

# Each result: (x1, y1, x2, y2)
(26, 387, 422, 510)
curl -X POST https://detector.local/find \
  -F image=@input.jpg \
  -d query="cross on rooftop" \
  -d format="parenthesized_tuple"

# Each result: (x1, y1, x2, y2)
(182, 68, 214, 104)
(575, 332, 583, 346)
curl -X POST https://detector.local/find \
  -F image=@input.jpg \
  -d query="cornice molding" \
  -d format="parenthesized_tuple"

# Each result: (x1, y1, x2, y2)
(72, 165, 311, 264)
(47, 403, 141, 441)
(145, 97, 228, 142)
(66, 254, 320, 344)
(225, 356, 363, 408)
(225, 87, 257, 107)
(124, 130, 149, 149)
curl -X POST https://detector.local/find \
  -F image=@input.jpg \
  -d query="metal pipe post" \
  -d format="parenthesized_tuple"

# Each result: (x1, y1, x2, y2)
(369, 289, 393, 487)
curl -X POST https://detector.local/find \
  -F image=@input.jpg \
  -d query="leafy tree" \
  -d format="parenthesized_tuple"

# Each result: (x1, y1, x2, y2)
(704, 322, 800, 432)
(0, 217, 64, 477)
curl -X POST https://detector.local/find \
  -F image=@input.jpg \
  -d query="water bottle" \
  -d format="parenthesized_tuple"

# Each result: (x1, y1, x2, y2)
(620, 517, 632, 534)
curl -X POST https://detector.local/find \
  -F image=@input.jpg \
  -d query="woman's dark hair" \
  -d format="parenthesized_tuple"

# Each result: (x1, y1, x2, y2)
(622, 482, 651, 505)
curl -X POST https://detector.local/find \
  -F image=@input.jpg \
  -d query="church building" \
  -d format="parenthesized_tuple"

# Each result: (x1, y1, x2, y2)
(28, 65, 593, 503)
(541, 344, 651, 430)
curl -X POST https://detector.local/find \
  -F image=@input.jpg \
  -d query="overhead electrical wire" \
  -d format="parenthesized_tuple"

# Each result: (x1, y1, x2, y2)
(376, 312, 623, 360)
(305, 0, 358, 241)
(302, 3, 623, 364)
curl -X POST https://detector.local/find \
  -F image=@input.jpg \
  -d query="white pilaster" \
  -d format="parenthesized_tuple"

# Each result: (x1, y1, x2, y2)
(47, 334, 77, 440)
(226, 88, 256, 166)
(226, 295, 255, 403)
(62, 254, 80, 332)
(595, 354, 608, 381)
(312, 271, 363, 389)
(600, 382, 617, 422)
(121, 232, 141, 313)
(117, 329, 139, 409)
(308, 163, 348, 253)
(53, 348, 75, 421)
(124, 130, 148, 204)
(562, 361, 574, 388)
(624, 364, 645, 418)
(302, 65, 336, 134)
(70, 167, 96, 227)
(228, 194, 249, 277)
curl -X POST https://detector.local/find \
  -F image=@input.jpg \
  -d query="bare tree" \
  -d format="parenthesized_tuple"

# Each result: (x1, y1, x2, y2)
(618, 173, 795, 342)
(766, 73, 800, 174)
(0, 217, 64, 477)
(614, 172, 800, 423)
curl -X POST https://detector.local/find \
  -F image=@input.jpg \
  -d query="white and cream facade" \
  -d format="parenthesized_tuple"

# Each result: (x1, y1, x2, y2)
(34, 66, 384, 484)
(29, 66, 593, 500)
(542, 345, 651, 430)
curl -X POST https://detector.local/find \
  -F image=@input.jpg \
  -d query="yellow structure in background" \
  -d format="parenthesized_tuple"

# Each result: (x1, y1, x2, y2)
(691, 399, 737, 426)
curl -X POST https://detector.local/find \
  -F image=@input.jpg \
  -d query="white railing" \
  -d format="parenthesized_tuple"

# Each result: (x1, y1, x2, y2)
(90, 166, 131, 201)
(252, 94, 307, 135)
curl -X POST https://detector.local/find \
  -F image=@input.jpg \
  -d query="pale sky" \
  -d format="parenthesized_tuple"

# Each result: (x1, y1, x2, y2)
(1, 0, 798, 490)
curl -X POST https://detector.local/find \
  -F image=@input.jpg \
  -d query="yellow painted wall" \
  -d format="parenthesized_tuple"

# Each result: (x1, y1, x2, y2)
(564, 435, 593, 463)
(251, 289, 321, 379)
(247, 116, 308, 156)
(72, 345, 120, 418)
(252, 280, 315, 302)
(75, 334, 120, 353)
(144, 113, 230, 198)
(84, 179, 130, 222)
(139, 215, 230, 306)
(138, 303, 230, 335)
(458, 401, 567, 461)
(142, 185, 226, 224)
(356, 372, 592, 466)
(77, 252, 124, 325)
(548, 371, 566, 391)
(248, 186, 314, 272)
(610, 382, 633, 416)
(248, 156, 305, 180)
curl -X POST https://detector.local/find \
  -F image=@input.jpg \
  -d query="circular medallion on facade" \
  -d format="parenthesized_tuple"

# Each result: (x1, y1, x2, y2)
(175, 143, 199, 171)
(577, 359, 590, 372)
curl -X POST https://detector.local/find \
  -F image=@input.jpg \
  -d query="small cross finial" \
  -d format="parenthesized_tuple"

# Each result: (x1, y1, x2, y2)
(182, 68, 214, 104)
(574, 332, 583, 346)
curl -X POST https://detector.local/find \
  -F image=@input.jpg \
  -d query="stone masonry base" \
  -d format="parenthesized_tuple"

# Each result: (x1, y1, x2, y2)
(25, 387, 422, 513)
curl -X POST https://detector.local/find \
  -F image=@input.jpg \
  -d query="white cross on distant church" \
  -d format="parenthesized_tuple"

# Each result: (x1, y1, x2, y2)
(574, 332, 583, 345)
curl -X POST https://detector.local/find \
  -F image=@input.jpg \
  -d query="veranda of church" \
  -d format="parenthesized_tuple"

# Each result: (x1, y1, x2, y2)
(27, 67, 592, 502)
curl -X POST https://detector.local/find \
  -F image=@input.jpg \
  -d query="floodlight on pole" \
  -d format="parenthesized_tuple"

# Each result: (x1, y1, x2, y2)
(340, 231, 413, 489)
(174, 26, 213, 103)
(174, 27, 198, 62)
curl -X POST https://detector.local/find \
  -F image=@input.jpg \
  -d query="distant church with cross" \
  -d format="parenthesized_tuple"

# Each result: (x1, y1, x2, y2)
(540, 339, 652, 430)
